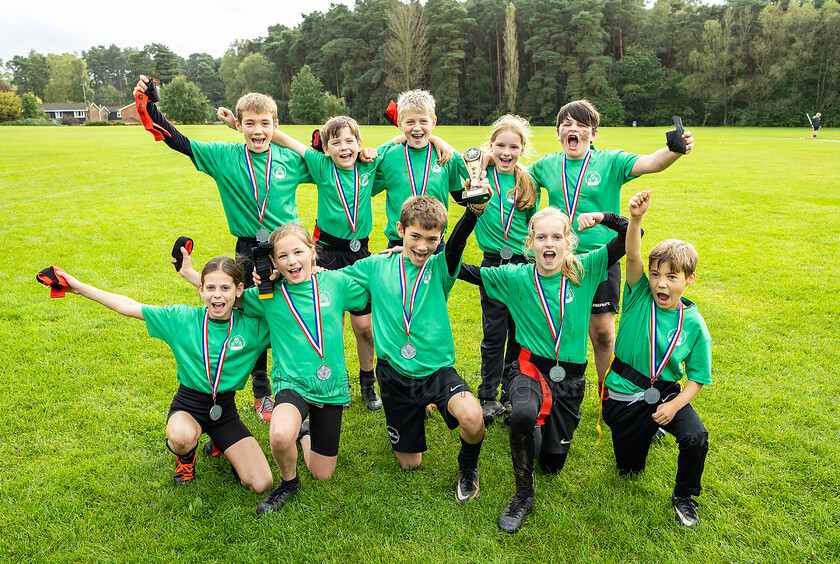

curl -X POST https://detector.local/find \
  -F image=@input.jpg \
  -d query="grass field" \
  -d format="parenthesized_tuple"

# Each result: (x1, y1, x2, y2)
(1, 123, 839, 563)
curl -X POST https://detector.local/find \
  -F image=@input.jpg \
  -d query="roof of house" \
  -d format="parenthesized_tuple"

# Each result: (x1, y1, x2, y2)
(38, 103, 88, 111)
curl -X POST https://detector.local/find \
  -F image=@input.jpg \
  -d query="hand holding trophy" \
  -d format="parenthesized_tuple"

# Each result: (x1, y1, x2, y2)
(460, 147, 492, 204)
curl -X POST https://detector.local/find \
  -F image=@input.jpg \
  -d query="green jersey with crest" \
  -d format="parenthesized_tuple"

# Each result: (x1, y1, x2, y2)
(341, 251, 459, 378)
(605, 273, 712, 394)
(241, 271, 369, 405)
(473, 167, 540, 255)
(189, 141, 313, 238)
(142, 305, 270, 394)
(373, 142, 468, 241)
(303, 148, 380, 240)
(527, 148, 639, 253)
(480, 246, 609, 363)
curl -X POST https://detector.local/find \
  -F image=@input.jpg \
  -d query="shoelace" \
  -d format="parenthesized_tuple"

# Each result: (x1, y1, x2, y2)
(506, 495, 532, 516)
(259, 397, 274, 412)
(175, 459, 195, 480)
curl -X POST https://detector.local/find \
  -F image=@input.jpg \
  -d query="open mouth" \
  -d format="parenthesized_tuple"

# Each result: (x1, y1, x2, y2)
(498, 156, 513, 168)
(410, 133, 425, 144)
(412, 249, 429, 263)
(566, 134, 579, 151)
(251, 137, 267, 149)
(543, 250, 556, 264)
(211, 301, 227, 313)
(656, 292, 670, 304)
(287, 266, 303, 279)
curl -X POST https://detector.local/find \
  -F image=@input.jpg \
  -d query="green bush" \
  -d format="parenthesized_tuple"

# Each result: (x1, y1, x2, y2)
(0, 118, 60, 126)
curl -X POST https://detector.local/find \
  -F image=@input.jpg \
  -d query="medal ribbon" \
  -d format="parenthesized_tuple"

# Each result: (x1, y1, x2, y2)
(494, 168, 518, 242)
(244, 145, 272, 224)
(398, 256, 430, 340)
(404, 144, 432, 196)
(333, 164, 360, 235)
(560, 150, 591, 221)
(281, 276, 324, 360)
(649, 301, 684, 383)
(533, 268, 566, 361)
(202, 310, 234, 401)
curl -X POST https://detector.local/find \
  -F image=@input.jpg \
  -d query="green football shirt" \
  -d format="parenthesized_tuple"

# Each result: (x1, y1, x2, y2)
(241, 271, 369, 405)
(341, 251, 459, 378)
(527, 148, 639, 253)
(605, 274, 712, 394)
(189, 141, 313, 238)
(303, 148, 380, 240)
(480, 246, 609, 363)
(473, 167, 540, 255)
(373, 142, 468, 241)
(142, 304, 270, 394)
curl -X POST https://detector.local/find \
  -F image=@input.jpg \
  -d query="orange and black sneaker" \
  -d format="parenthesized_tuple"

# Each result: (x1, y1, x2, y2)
(203, 440, 222, 457)
(174, 449, 196, 486)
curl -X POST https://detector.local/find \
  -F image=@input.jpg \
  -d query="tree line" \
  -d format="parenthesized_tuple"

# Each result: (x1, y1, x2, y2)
(2, 0, 837, 126)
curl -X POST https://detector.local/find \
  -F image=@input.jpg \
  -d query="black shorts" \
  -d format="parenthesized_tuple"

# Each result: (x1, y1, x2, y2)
(376, 358, 473, 453)
(591, 261, 621, 314)
(316, 236, 372, 317)
(167, 385, 252, 452)
(274, 388, 343, 457)
(509, 357, 587, 455)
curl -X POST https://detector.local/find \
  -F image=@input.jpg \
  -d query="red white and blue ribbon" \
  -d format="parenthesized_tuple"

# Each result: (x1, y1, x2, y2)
(203, 310, 234, 400)
(649, 301, 684, 383)
(494, 168, 518, 242)
(244, 145, 272, 225)
(534, 267, 566, 361)
(404, 144, 432, 197)
(281, 275, 324, 360)
(333, 163, 359, 236)
(560, 150, 591, 221)
(399, 256, 430, 340)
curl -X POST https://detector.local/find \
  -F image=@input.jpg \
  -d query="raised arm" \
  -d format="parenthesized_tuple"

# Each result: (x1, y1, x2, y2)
(629, 130, 693, 176)
(55, 268, 144, 320)
(625, 190, 651, 289)
(578, 211, 631, 269)
(269, 129, 308, 159)
(133, 76, 193, 157)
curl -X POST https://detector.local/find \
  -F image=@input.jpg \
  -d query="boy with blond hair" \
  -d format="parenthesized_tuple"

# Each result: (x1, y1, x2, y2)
(375, 90, 469, 250)
(602, 190, 712, 527)
(527, 99, 694, 394)
(135, 77, 313, 422)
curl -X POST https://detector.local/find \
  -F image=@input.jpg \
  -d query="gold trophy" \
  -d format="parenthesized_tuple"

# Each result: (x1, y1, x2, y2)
(461, 147, 492, 204)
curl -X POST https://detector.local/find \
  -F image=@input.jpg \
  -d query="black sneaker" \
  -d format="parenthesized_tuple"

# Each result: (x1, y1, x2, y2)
(673, 495, 699, 527)
(256, 479, 301, 515)
(455, 466, 480, 504)
(498, 492, 536, 533)
(297, 419, 311, 442)
(173, 450, 196, 486)
(361, 384, 382, 411)
(652, 427, 667, 444)
(480, 400, 504, 426)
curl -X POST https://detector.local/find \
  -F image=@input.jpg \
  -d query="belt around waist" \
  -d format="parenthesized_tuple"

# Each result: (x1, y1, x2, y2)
(313, 225, 369, 251)
(519, 348, 587, 379)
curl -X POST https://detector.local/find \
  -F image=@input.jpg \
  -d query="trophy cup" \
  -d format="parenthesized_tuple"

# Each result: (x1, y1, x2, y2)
(460, 147, 492, 204)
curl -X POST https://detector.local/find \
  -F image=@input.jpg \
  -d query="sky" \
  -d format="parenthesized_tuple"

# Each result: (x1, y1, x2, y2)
(1, 0, 355, 64)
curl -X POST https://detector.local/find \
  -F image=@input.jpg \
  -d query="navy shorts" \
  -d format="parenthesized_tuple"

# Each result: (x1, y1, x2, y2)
(376, 358, 474, 453)
(275, 388, 343, 457)
(167, 385, 252, 452)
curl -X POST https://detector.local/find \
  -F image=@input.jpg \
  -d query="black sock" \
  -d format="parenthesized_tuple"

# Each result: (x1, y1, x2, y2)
(458, 437, 483, 469)
(359, 369, 375, 387)
(282, 474, 300, 487)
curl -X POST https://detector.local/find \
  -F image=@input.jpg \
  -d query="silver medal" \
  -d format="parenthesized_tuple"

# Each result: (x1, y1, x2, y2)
(209, 404, 223, 421)
(500, 246, 513, 261)
(316, 364, 332, 381)
(549, 365, 566, 382)
(401, 342, 417, 360)
(644, 387, 661, 404)
(349, 238, 361, 252)
(256, 227, 271, 243)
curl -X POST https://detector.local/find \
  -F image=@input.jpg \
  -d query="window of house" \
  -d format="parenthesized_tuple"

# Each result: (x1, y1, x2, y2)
(74, 110, 85, 118)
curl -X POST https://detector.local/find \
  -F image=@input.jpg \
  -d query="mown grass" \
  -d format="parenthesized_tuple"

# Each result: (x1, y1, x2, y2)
(1, 123, 838, 563)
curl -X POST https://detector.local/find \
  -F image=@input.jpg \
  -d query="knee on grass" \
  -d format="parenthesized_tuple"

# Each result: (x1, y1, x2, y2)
(395, 452, 422, 470)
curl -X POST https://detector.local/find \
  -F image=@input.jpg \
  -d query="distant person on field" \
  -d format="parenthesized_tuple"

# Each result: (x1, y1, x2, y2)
(810, 112, 822, 138)
(135, 76, 314, 423)
(527, 100, 694, 397)
(602, 190, 712, 528)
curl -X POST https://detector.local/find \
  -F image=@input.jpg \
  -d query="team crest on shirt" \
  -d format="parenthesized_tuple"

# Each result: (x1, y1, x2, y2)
(387, 426, 400, 444)
(422, 270, 433, 284)
(584, 171, 601, 186)
(506, 193, 516, 204)
(319, 291, 332, 307)
(360, 172, 371, 186)
(274, 165, 287, 180)
(667, 328, 688, 346)
(432, 163, 442, 173)
(559, 286, 574, 303)
(229, 335, 246, 351)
